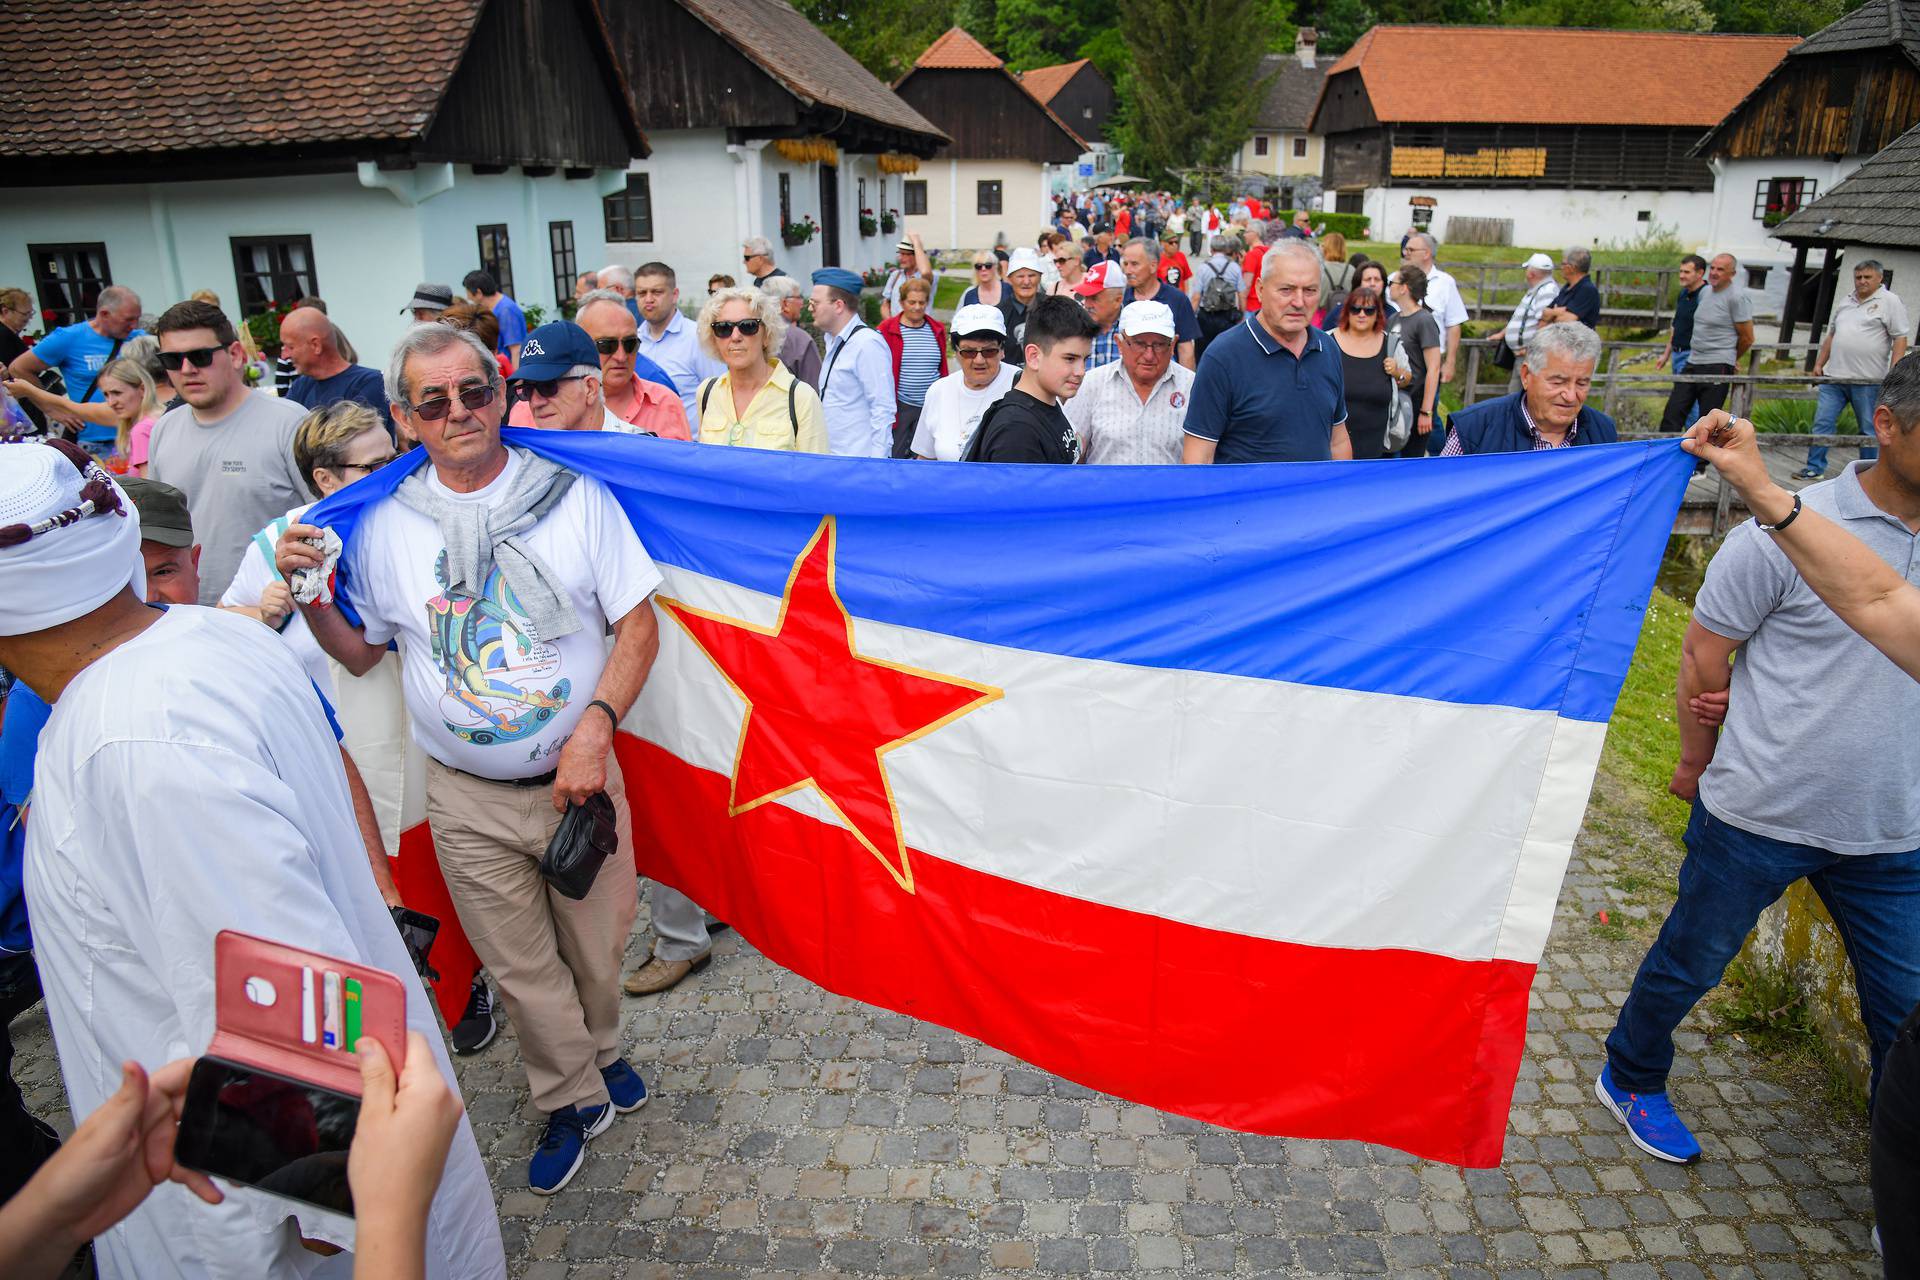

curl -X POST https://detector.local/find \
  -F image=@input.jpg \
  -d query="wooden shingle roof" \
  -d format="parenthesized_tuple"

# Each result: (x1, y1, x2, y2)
(1771, 119, 1920, 248)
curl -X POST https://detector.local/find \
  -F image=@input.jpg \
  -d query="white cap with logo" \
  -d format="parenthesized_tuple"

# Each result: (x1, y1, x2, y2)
(1117, 300, 1176, 340)
(950, 304, 1008, 338)
(1524, 252, 1555, 272)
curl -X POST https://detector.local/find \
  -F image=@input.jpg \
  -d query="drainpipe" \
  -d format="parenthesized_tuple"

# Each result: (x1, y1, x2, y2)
(356, 161, 456, 207)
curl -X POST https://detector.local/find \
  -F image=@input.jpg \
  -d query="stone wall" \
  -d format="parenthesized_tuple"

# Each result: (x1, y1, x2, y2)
(1742, 881, 1871, 1094)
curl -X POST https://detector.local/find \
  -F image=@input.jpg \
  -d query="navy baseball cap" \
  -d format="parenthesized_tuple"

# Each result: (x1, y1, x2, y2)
(511, 321, 599, 382)
(811, 268, 864, 294)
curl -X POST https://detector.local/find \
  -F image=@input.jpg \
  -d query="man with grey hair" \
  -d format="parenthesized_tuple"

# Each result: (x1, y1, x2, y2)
(1541, 245, 1602, 330)
(1801, 258, 1910, 478)
(529, 290, 689, 438)
(761, 275, 822, 389)
(1184, 239, 1351, 463)
(1119, 236, 1198, 369)
(742, 236, 784, 287)
(1501, 252, 1561, 392)
(633, 262, 721, 421)
(278, 322, 665, 1197)
(7, 284, 144, 439)
(1659, 252, 1750, 434)
(1401, 232, 1468, 382)
(1441, 321, 1616, 455)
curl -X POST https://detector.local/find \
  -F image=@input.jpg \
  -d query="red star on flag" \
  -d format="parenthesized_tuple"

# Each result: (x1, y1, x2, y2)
(657, 518, 1000, 892)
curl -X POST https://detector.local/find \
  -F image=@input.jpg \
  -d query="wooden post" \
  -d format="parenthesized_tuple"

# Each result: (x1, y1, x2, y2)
(1731, 348, 1760, 417)
(1778, 242, 1808, 358)
(1806, 246, 1840, 369)
(1601, 341, 1621, 419)
(1464, 342, 1484, 406)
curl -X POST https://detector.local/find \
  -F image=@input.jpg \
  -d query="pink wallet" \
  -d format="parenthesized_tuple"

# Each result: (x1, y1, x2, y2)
(209, 930, 407, 1095)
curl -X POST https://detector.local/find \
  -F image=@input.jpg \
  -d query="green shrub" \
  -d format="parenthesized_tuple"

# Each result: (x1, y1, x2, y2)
(1275, 210, 1370, 239)
(1750, 399, 1816, 434)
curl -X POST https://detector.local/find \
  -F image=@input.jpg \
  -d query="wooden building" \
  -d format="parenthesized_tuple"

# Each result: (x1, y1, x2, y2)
(1233, 30, 1336, 207)
(1695, 0, 1920, 311)
(1, 0, 647, 358)
(1309, 26, 1796, 248)
(1018, 58, 1121, 193)
(1770, 119, 1920, 355)
(894, 28, 1086, 249)
(598, 0, 946, 284)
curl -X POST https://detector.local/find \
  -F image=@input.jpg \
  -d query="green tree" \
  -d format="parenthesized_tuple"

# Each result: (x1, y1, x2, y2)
(1118, 0, 1278, 181)
(794, 0, 960, 81)
(995, 0, 1112, 68)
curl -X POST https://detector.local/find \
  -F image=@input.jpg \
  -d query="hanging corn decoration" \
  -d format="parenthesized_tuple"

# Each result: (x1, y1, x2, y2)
(773, 136, 839, 167)
(877, 153, 920, 175)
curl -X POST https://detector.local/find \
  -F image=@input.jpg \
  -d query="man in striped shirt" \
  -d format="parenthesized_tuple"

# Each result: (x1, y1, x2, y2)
(1066, 301, 1193, 465)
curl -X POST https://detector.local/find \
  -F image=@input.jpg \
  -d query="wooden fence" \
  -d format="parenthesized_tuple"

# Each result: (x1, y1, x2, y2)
(1437, 262, 1681, 329)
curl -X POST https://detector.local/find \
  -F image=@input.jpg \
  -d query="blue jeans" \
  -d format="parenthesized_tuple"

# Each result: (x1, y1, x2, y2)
(1671, 350, 1699, 430)
(1807, 381, 1881, 474)
(1606, 801, 1920, 1105)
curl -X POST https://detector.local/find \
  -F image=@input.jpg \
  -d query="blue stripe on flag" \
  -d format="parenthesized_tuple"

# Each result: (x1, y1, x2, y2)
(311, 431, 1693, 723)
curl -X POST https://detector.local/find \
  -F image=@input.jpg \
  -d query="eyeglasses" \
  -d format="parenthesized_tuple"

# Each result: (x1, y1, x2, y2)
(336, 453, 399, 476)
(513, 375, 586, 401)
(1126, 339, 1173, 355)
(594, 335, 640, 355)
(157, 346, 224, 371)
(956, 345, 1001, 360)
(409, 384, 498, 420)
(710, 319, 763, 338)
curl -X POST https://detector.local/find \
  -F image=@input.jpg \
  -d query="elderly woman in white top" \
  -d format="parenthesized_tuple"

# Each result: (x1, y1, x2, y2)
(910, 304, 1019, 461)
(693, 286, 828, 452)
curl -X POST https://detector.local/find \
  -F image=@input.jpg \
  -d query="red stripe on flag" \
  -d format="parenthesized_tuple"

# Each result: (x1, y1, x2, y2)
(392, 821, 483, 1027)
(615, 735, 1530, 1167)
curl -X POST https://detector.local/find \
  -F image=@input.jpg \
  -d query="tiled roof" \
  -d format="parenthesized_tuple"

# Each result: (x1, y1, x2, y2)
(1772, 118, 1920, 247)
(1252, 54, 1337, 132)
(0, 0, 485, 158)
(916, 26, 1003, 69)
(1018, 59, 1088, 105)
(678, 0, 946, 142)
(1790, 0, 1920, 63)
(1323, 25, 1798, 126)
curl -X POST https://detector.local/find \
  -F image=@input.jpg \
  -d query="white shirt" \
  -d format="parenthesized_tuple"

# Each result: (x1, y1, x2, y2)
(346, 449, 661, 779)
(635, 309, 723, 422)
(1503, 277, 1559, 349)
(24, 606, 504, 1280)
(1423, 266, 1469, 333)
(819, 321, 896, 457)
(222, 502, 332, 690)
(1826, 286, 1913, 381)
(911, 365, 1018, 460)
(1064, 359, 1196, 464)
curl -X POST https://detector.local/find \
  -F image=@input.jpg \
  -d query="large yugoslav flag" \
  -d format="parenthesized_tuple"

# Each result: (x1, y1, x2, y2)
(313, 428, 1694, 1167)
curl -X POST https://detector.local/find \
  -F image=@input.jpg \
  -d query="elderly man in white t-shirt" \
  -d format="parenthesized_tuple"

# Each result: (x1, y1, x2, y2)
(1802, 259, 1913, 479)
(279, 324, 665, 1197)
(1402, 232, 1469, 383)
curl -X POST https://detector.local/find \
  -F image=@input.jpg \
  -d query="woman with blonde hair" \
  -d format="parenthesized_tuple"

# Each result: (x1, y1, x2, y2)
(693, 285, 827, 452)
(4, 355, 165, 474)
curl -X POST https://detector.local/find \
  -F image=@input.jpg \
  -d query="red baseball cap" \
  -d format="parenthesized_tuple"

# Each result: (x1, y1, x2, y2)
(1074, 261, 1123, 296)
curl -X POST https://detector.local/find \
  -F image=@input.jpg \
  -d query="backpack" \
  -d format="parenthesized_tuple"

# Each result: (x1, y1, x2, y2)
(701, 374, 799, 440)
(1197, 263, 1241, 315)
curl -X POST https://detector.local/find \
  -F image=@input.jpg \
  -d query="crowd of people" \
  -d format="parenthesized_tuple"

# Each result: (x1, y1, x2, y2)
(0, 194, 1916, 1277)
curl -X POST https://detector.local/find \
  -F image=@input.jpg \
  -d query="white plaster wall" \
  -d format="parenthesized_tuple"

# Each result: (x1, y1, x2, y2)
(902, 159, 1051, 254)
(1360, 186, 1713, 251)
(1707, 156, 1863, 270)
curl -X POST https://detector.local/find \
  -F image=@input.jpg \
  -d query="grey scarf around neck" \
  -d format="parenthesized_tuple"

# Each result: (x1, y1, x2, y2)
(392, 446, 583, 643)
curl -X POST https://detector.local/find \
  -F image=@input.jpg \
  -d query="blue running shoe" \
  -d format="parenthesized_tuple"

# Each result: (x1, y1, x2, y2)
(601, 1059, 649, 1114)
(529, 1101, 613, 1195)
(1596, 1065, 1701, 1164)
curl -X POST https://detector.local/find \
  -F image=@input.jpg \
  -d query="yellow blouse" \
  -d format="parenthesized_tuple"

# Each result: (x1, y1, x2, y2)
(695, 360, 829, 453)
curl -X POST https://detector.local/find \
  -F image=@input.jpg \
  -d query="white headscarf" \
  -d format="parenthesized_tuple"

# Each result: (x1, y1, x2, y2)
(0, 442, 144, 636)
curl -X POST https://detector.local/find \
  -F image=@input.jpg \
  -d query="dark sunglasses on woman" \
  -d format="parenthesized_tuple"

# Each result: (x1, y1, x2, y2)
(594, 335, 640, 355)
(710, 319, 763, 338)
(410, 384, 498, 421)
(156, 346, 223, 371)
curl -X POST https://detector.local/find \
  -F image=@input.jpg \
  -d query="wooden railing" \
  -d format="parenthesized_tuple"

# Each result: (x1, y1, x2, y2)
(1436, 262, 1681, 329)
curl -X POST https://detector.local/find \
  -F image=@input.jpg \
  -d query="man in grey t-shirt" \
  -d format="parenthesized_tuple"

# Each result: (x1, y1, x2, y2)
(145, 300, 308, 604)
(1596, 357, 1920, 1166)
(1659, 253, 1753, 433)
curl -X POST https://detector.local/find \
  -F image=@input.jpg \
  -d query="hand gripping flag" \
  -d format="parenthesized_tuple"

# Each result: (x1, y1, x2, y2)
(311, 429, 1694, 1166)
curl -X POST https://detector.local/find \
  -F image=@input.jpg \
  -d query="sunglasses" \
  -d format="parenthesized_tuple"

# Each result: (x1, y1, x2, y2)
(513, 375, 586, 401)
(1349, 306, 1378, 315)
(157, 345, 224, 371)
(1053, 256, 1077, 265)
(594, 335, 640, 355)
(973, 262, 996, 271)
(711, 319, 763, 338)
(411, 384, 498, 420)
(956, 345, 1001, 360)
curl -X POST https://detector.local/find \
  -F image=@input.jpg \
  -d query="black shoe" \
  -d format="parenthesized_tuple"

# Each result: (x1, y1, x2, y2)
(451, 976, 496, 1055)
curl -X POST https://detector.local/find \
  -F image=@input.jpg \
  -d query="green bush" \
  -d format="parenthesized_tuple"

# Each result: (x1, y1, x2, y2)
(1750, 399, 1817, 434)
(1275, 210, 1370, 239)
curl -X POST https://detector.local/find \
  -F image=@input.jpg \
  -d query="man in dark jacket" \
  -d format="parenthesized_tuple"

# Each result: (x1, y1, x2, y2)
(1442, 321, 1617, 455)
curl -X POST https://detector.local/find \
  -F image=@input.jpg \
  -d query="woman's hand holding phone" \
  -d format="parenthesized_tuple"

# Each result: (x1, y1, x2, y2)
(347, 1031, 463, 1280)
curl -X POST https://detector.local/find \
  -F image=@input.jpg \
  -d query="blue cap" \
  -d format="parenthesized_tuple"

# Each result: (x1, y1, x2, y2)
(510, 321, 599, 382)
(810, 268, 864, 294)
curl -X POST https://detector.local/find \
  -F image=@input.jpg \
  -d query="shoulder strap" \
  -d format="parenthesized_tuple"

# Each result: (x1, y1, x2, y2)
(699, 377, 716, 416)
(75, 335, 126, 405)
(788, 374, 799, 437)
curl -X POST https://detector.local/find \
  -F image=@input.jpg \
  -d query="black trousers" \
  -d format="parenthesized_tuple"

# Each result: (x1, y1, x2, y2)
(0, 952, 52, 1203)
(891, 402, 922, 459)
(1874, 1001, 1920, 1277)
(1660, 361, 1734, 432)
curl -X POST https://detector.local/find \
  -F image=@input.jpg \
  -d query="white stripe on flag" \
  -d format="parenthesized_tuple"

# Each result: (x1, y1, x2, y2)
(631, 566, 1599, 966)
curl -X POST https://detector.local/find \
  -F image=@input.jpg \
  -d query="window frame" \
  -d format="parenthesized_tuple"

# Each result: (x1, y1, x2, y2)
(27, 241, 112, 329)
(604, 173, 654, 244)
(1292, 135, 1308, 158)
(778, 172, 792, 230)
(476, 224, 514, 295)
(1754, 176, 1815, 220)
(904, 180, 928, 216)
(1254, 135, 1270, 158)
(229, 234, 318, 317)
(977, 180, 1003, 216)
(549, 220, 576, 307)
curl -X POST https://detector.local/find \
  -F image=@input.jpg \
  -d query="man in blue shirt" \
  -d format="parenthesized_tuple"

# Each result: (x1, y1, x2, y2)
(463, 270, 526, 371)
(279, 305, 394, 436)
(1119, 237, 1200, 371)
(1540, 246, 1603, 329)
(5, 285, 143, 447)
(1182, 240, 1352, 464)
(632, 263, 721, 422)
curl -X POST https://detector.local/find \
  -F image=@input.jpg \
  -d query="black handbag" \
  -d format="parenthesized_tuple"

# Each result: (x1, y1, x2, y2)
(539, 791, 617, 900)
(1491, 336, 1517, 371)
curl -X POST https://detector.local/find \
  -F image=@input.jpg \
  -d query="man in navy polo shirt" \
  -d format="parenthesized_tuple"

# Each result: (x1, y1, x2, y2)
(1540, 246, 1602, 330)
(1119, 237, 1199, 370)
(1181, 239, 1351, 464)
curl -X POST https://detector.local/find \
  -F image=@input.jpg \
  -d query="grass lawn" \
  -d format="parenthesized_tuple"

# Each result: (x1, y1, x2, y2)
(932, 274, 970, 314)
(1596, 587, 1695, 850)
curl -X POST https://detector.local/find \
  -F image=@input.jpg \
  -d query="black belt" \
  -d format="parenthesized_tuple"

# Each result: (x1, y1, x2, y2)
(446, 764, 557, 789)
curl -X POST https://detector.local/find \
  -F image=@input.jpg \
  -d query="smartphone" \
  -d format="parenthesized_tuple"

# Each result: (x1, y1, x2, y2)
(389, 906, 441, 982)
(175, 1056, 359, 1215)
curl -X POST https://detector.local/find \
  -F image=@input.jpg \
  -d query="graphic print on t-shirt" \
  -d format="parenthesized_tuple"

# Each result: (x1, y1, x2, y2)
(425, 550, 572, 746)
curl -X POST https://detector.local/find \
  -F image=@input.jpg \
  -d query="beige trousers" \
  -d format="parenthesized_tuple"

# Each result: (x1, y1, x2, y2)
(424, 755, 637, 1113)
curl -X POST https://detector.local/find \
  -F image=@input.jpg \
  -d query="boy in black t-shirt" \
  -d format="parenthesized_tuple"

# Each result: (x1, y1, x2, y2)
(964, 296, 1098, 464)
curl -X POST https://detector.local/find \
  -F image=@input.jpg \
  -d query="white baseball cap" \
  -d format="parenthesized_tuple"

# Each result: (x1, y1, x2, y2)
(950, 303, 1007, 338)
(1117, 300, 1176, 340)
(1524, 252, 1555, 271)
(1006, 246, 1046, 277)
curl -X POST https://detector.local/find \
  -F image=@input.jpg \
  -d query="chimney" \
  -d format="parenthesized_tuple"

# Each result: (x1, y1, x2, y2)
(1295, 26, 1318, 67)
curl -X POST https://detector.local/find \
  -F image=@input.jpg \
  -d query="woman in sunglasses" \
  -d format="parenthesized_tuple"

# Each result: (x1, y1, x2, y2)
(911, 304, 1017, 461)
(1330, 286, 1412, 460)
(692, 287, 827, 452)
(1046, 239, 1086, 298)
(959, 252, 1004, 310)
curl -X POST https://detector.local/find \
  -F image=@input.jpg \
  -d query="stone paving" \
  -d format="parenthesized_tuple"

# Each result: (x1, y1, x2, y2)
(9, 828, 1882, 1279)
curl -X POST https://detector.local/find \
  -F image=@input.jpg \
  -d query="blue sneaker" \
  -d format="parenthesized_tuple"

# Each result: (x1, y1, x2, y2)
(601, 1059, 649, 1114)
(1596, 1065, 1701, 1164)
(528, 1101, 613, 1195)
